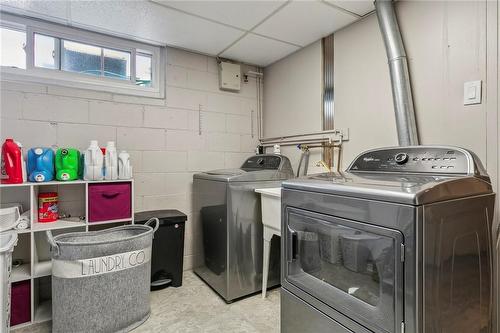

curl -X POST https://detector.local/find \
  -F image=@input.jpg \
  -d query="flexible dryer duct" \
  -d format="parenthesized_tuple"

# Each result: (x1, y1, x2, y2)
(375, 0, 419, 146)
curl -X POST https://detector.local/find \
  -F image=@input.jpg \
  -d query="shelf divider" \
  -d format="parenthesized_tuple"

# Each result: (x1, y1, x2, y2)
(31, 219, 86, 232)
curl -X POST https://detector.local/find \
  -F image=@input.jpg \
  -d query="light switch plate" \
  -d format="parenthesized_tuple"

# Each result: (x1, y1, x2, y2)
(463, 80, 482, 105)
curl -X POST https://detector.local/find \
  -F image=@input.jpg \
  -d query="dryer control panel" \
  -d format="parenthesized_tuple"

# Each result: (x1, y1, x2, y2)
(347, 146, 481, 176)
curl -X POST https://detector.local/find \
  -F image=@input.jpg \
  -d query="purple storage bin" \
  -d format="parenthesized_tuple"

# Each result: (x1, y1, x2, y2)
(11, 280, 30, 326)
(88, 183, 131, 222)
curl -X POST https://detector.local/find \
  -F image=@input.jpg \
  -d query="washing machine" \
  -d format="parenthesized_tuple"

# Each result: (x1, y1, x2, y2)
(193, 154, 294, 302)
(281, 146, 495, 333)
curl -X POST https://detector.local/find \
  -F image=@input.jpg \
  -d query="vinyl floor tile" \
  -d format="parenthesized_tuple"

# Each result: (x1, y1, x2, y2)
(12, 271, 280, 333)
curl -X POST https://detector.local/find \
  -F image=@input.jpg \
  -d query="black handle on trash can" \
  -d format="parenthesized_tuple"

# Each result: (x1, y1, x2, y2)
(145, 217, 160, 233)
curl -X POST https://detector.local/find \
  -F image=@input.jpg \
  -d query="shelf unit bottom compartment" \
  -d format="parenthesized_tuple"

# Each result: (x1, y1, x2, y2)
(34, 276, 52, 324)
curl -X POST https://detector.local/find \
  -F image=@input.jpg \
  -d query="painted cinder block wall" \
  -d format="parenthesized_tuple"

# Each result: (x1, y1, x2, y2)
(0, 47, 260, 270)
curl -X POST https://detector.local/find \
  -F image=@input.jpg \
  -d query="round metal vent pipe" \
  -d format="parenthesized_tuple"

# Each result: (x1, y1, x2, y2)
(375, 0, 419, 146)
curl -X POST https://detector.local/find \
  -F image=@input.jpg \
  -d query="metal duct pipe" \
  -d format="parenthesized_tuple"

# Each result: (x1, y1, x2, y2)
(375, 0, 419, 146)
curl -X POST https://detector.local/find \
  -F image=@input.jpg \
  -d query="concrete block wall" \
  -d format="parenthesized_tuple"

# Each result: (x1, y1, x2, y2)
(0, 47, 260, 270)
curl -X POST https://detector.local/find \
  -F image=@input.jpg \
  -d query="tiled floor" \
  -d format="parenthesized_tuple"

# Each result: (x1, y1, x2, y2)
(13, 271, 280, 333)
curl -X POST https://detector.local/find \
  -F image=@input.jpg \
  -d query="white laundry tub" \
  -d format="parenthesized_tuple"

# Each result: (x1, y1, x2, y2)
(255, 187, 281, 298)
(255, 187, 281, 233)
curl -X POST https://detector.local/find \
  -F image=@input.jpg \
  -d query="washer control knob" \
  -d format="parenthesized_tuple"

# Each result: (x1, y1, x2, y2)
(395, 153, 409, 164)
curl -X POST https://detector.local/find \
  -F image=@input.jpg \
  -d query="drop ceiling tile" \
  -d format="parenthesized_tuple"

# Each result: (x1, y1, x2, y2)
(220, 33, 300, 67)
(253, 0, 358, 47)
(69, 0, 244, 55)
(0, 0, 69, 23)
(151, 0, 286, 30)
(325, 0, 374, 16)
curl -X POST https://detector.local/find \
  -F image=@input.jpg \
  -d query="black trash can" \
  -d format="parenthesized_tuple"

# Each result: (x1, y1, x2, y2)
(135, 209, 187, 290)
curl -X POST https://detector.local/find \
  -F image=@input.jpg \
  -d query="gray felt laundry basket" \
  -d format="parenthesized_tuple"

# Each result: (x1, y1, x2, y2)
(46, 218, 159, 333)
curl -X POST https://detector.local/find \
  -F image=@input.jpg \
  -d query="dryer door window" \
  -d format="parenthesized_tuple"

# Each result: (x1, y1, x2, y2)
(285, 208, 404, 333)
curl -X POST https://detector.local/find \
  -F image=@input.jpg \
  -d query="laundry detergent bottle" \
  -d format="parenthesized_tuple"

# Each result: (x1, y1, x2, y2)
(104, 141, 118, 180)
(118, 151, 132, 179)
(55, 148, 80, 181)
(83, 140, 104, 181)
(1, 138, 24, 184)
(27, 148, 55, 182)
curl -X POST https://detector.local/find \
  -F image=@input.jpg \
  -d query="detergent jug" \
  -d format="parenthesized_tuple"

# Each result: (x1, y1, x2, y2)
(118, 151, 132, 179)
(27, 148, 55, 182)
(83, 140, 104, 181)
(104, 141, 118, 180)
(55, 148, 80, 181)
(1, 138, 23, 184)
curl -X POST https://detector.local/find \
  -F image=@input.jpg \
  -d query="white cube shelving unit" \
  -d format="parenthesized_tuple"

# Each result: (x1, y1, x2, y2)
(0, 179, 134, 329)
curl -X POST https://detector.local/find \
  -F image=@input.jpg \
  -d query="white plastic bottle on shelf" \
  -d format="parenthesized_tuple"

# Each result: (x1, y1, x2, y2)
(104, 141, 118, 180)
(118, 151, 132, 179)
(83, 140, 104, 181)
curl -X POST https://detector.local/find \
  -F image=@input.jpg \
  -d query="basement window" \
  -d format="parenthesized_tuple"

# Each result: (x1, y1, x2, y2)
(0, 26, 26, 69)
(0, 14, 164, 98)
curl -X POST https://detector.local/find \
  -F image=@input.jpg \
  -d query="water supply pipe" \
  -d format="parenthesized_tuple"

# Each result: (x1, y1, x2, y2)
(375, 0, 419, 146)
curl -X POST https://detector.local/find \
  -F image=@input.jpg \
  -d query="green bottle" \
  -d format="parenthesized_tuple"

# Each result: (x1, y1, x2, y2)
(55, 148, 80, 181)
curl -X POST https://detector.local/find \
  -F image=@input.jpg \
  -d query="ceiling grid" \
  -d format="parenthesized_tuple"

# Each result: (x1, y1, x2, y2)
(0, 0, 374, 66)
(150, 0, 374, 66)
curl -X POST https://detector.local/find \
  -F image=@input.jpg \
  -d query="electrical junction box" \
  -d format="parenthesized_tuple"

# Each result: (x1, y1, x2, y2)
(219, 61, 241, 92)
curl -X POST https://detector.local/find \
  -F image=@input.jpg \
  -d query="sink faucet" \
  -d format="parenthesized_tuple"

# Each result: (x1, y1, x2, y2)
(316, 160, 331, 172)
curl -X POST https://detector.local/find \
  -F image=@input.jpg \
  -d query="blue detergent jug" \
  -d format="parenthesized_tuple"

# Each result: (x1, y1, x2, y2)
(27, 148, 55, 182)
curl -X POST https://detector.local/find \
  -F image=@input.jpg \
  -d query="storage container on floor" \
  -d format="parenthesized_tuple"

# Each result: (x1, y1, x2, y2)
(47, 219, 159, 333)
(135, 210, 187, 290)
(0, 232, 18, 333)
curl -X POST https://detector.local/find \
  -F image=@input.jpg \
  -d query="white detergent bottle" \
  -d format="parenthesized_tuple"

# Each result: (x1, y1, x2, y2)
(104, 141, 118, 180)
(118, 151, 132, 179)
(83, 140, 104, 181)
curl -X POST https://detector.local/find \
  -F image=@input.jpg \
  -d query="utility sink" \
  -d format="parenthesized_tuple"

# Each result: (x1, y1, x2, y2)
(255, 187, 282, 298)
(255, 187, 281, 233)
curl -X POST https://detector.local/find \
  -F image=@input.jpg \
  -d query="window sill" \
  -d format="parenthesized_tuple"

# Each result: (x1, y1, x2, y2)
(1, 67, 165, 99)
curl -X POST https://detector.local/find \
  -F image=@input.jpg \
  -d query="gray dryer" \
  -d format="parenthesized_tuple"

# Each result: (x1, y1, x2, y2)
(281, 146, 495, 333)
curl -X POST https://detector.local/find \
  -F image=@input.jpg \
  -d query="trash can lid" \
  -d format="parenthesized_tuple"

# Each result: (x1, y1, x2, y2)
(135, 209, 187, 225)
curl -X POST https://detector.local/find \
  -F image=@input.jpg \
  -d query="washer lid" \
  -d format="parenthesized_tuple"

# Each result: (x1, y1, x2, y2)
(205, 169, 246, 176)
(194, 169, 293, 182)
(193, 154, 294, 182)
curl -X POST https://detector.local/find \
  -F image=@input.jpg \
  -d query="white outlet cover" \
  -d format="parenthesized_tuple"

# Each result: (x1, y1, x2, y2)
(463, 80, 482, 105)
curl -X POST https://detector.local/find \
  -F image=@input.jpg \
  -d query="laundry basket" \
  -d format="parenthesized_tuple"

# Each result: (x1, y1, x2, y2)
(47, 219, 159, 333)
(0, 205, 21, 232)
(0, 232, 18, 333)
